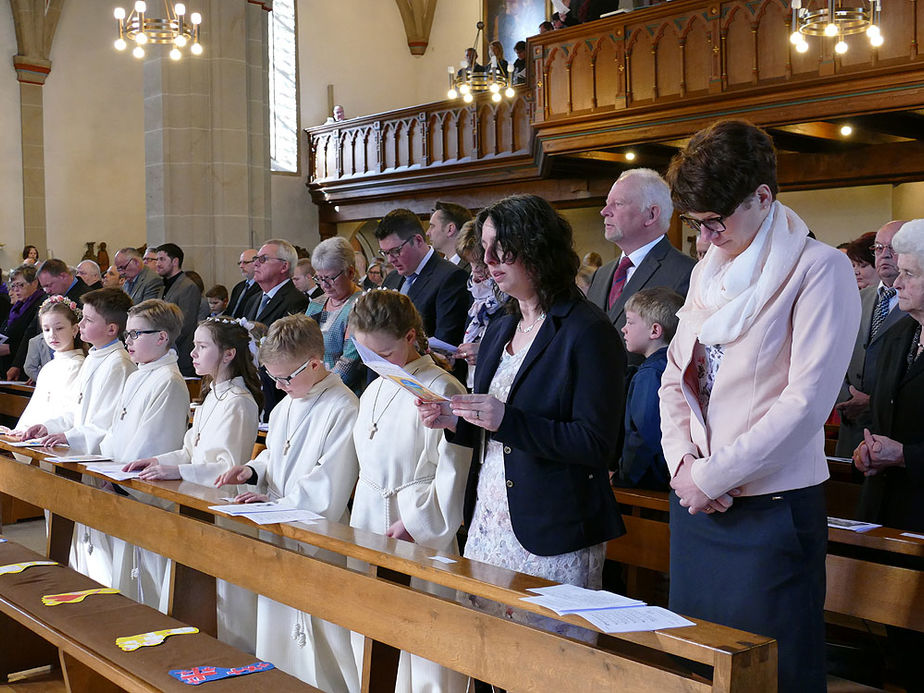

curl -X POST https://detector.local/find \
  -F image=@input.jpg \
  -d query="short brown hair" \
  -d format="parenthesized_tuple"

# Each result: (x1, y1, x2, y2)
(434, 201, 473, 230)
(666, 120, 778, 217)
(37, 258, 71, 277)
(348, 290, 429, 356)
(259, 313, 324, 365)
(845, 232, 876, 267)
(82, 287, 133, 333)
(375, 208, 424, 242)
(624, 287, 684, 343)
(454, 220, 482, 264)
(128, 299, 184, 343)
(205, 284, 228, 301)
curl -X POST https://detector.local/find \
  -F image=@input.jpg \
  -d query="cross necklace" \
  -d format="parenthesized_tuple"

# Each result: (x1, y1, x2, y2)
(282, 387, 329, 455)
(368, 364, 424, 439)
(193, 383, 232, 446)
(119, 369, 157, 421)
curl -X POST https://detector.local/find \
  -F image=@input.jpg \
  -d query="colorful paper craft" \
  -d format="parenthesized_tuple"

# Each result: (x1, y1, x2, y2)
(169, 661, 275, 686)
(42, 588, 119, 606)
(0, 560, 57, 575)
(116, 626, 199, 652)
(0, 537, 7, 543)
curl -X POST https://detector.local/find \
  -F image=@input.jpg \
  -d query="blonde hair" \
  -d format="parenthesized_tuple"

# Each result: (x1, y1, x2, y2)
(128, 299, 184, 343)
(624, 287, 684, 343)
(258, 313, 324, 365)
(348, 290, 429, 356)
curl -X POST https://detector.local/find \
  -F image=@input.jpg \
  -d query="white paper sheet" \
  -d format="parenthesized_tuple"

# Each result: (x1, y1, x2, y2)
(83, 462, 141, 481)
(44, 454, 112, 464)
(354, 340, 449, 403)
(208, 500, 298, 516)
(575, 606, 695, 633)
(245, 510, 321, 526)
(429, 555, 457, 564)
(827, 517, 882, 533)
(427, 337, 459, 355)
(522, 583, 645, 614)
(900, 532, 924, 540)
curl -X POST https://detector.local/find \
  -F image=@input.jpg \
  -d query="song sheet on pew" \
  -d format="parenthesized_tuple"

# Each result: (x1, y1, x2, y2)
(520, 583, 694, 633)
(209, 500, 323, 526)
(827, 517, 882, 533)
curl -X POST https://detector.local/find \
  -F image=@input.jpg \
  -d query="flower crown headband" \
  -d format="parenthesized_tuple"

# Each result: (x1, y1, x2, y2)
(41, 294, 82, 320)
(205, 315, 262, 360)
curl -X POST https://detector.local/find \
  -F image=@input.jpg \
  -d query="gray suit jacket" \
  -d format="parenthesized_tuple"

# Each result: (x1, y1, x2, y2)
(163, 272, 202, 377)
(125, 266, 164, 305)
(835, 284, 906, 456)
(586, 235, 695, 365)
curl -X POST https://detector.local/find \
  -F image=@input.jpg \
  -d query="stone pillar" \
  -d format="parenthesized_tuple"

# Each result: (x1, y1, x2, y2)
(15, 62, 48, 256)
(144, 0, 272, 290)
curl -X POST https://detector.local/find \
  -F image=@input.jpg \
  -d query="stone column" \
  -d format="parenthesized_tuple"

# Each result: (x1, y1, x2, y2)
(144, 0, 272, 290)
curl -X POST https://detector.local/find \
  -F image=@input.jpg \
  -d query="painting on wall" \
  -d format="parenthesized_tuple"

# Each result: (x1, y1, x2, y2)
(482, 0, 550, 61)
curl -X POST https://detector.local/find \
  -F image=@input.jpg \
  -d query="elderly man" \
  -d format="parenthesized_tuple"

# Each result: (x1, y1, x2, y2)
(586, 168, 695, 365)
(226, 249, 260, 318)
(243, 239, 309, 325)
(155, 243, 201, 376)
(115, 246, 163, 303)
(428, 201, 472, 270)
(76, 260, 103, 290)
(143, 246, 158, 270)
(37, 259, 90, 304)
(378, 208, 471, 348)
(835, 220, 908, 456)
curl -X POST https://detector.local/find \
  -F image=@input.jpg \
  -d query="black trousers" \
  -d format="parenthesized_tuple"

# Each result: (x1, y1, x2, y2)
(669, 484, 828, 692)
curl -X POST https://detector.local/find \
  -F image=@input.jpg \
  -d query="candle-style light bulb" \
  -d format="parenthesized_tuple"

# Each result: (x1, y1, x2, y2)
(175, 3, 186, 15)
(114, 7, 126, 19)
(134, 1, 147, 12)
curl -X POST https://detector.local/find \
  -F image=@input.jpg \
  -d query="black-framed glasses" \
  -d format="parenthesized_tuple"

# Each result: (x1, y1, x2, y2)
(312, 269, 345, 286)
(870, 243, 894, 256)
(679, 214, 727, 236)
(378, 237, 413, 260)
(254, 254, 284, 265)
(123, 329, 162, 342)
(238, 258, 255, 266)
(263, 358, 313, 385)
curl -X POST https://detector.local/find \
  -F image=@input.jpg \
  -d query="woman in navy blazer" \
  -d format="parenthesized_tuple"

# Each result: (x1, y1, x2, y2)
(419, 195, 625, 621)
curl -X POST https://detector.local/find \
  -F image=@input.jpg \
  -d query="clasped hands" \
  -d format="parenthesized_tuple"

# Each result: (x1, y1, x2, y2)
(853, 428, 904, 477)
(671, 454, 741, 515)
(416, 393, 504, 433)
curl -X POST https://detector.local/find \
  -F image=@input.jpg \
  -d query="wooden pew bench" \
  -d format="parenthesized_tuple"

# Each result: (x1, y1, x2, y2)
(0, 442, 778, 692)
(0, 538, 316, 692)
(0, 386, 44, 525)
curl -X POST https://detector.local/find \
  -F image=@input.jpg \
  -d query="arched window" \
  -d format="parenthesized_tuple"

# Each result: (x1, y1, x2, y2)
(269, 0, 298, 172)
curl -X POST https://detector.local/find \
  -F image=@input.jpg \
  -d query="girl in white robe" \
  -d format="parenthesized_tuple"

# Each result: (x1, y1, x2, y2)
(13, 295, 85, 431)
(217, 314, 360, 693)
(124, 317, 261, 652)
(347, 290, 471, 693)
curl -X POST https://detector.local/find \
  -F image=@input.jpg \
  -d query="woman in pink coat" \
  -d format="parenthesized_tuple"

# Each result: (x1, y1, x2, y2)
(660, 120, 860, 692)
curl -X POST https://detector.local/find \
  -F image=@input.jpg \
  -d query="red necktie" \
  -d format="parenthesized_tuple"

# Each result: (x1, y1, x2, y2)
(607, 256, 633, 310)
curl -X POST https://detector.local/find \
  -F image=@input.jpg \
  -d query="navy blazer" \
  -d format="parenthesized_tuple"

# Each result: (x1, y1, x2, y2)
(453, 296, 626, 556)
(617, 346, 670, 491)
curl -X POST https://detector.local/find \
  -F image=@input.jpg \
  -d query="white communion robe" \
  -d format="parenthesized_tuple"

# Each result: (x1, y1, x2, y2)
(350, 355, 471, 693)
(153, 376, 260, 653)
(40, 341, 136, 589)
(16, 348, 84, 430)
(250, 372, 361, 693)
(98, 350, 190, 610)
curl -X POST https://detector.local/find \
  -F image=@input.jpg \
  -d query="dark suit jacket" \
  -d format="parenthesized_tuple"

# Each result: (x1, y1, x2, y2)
(243, 279, 309, 326)
(451, 296, 626, 556)
(857, 316, 924, 532)
(617, 346, 670, 491)
(163, 272, 202, 377)
(586, 236, 695, 365)
(835, 284, 906, 456)
(226, 279, 261, 319)
(383, 252, 471, 346)
(85, 281, 103, 292)
(125, 266, 164, 304)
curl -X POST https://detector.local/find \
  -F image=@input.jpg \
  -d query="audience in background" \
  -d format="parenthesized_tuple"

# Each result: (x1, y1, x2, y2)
(1, 264, 44, 380)
(102, 264, 124, 289)
(576, 264, 595, 296)
(76, 260, 103, 290)
(512, 41, 527, 84)
(582, 251, 603, 269)
(363, 261, 385, 290)
(205, 285, 229, 316)
(184, 269, 211, 321)
(428, 201, 473, 269)
(226, 249, 260, 318)
(143, 247, 158, 270)
(21, 245, 39, 265)
(488, 40, 509, 76)
(293, 258, 325, 300)
(845, 231, 879, 290)
(115, 246, 164, 303)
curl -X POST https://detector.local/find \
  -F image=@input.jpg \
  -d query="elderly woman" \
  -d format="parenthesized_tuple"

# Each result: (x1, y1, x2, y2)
(0, 264, 45, 380)
(304, 236, 365, 394)
(660, 120, 860, 692)
(845, 231, 878, 290)
(419, 194, 626, 634)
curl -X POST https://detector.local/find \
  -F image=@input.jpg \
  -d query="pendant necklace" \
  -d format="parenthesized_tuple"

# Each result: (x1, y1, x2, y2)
(516, 312, 546, 334)
(369, 364, 423, 439)
(193, 382, 233, 446)
(282, 386, 329, 455)
(118, 369, 156, 421)
(78, 349, 119, 405)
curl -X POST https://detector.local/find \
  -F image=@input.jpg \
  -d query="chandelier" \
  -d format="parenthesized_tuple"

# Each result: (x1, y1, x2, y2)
(789, 1, 882, 55)
(113, 2, 203, 61)
(447, 21, 514, 104)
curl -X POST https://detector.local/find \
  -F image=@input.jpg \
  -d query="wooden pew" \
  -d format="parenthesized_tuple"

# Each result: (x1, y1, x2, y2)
(0, 441, 777, 692)
(0, 385, 44, 525)
(0, 538, 316, 691)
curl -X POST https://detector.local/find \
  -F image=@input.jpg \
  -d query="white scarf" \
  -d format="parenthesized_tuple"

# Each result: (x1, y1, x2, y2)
(679, 201, 808, 345)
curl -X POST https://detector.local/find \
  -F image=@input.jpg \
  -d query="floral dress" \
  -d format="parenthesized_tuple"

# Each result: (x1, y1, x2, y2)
(463, 341, 605, 637)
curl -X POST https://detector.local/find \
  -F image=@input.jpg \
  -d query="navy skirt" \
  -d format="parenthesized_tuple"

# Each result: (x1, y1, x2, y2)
(669, 484, 827, 692)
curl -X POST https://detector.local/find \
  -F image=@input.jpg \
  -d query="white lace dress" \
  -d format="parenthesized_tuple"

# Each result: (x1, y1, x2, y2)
(463, 342, 605, 636)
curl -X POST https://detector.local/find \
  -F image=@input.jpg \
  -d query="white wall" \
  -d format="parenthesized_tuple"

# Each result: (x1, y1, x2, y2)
(777, 185, 893, 246)
(892, 181, 924, 222)
(0, 2, 24, 271)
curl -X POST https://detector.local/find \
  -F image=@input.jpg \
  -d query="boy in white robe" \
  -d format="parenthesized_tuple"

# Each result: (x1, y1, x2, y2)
(217, 314, 360, 693)
(23, 289, 137, 587)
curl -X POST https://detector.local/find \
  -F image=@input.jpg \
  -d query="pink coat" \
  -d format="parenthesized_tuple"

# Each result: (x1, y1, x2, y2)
(659, 239, 860, 499)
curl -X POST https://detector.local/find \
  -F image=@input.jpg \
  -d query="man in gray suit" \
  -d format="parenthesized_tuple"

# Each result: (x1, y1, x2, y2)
(586, 168, 695, 365)
(115, 247, 164, 304)
(155, 243, 201, 377)
(835, 220, 907, 456)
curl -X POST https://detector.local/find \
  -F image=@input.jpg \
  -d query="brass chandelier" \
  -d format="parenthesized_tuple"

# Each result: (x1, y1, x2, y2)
(447, 21, 514, 104)
(113, 1, 203, 61)
(789, 1, 883, 55)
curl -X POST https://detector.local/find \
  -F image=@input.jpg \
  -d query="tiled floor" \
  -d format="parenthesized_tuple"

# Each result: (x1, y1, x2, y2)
(0, 518, 46, 554)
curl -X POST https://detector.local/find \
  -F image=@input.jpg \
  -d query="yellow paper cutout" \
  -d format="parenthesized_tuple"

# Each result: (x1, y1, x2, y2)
(116, 626, 199, 652)
(42, 588, 119, 606)
(0, 560, 57, 576)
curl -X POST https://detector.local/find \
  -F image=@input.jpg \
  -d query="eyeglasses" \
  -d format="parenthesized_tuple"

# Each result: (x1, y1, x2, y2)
(378, 237, 413, 260)
(312, 269, 345, 286)
(679, 214, 727, 236)
(239, 258, 255, 266)
(254, 255, 284, 265)
(123, 329, 162, 342)
(869, 243, 894, 256)
(114, 260, 133, 272)
(263, 358, 313, 385)
(9, 281, 27, 290)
